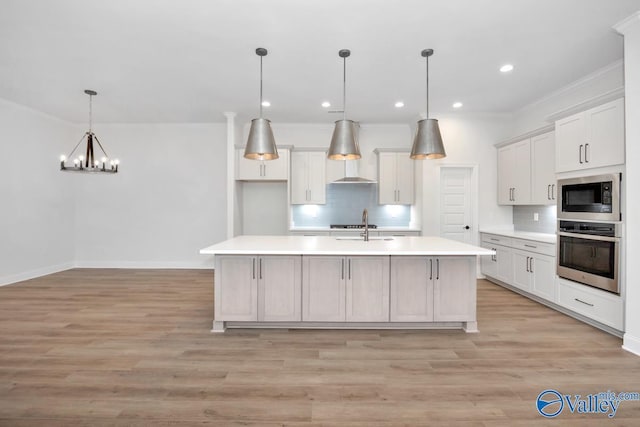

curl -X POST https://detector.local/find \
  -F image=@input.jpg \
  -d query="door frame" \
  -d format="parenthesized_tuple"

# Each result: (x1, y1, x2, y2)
(437, 164, 479, 246)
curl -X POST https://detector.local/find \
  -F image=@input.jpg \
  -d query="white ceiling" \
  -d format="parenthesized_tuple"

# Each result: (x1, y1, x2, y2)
(1, 0, 639, 124)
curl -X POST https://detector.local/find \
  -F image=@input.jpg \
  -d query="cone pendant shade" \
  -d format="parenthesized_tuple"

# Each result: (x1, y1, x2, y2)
(328, 119, 360, 160)
(410, 118, 446, 159)
(244, 118, 278, 160)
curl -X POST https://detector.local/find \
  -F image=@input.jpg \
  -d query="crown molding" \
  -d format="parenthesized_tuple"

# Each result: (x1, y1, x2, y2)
(494, 124, 555, 148)
(614, 11, 640, 35)
(545, 87, 624, 123)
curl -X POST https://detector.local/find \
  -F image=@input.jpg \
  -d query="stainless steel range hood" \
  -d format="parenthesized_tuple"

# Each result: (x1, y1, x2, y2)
(331, 159, 376, 184)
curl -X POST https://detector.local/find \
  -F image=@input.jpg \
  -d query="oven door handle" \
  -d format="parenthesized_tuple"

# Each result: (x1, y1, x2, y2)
(557, 232, 619, 242)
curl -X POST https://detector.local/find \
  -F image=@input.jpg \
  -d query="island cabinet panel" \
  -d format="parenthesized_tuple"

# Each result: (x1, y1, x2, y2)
(302, 256, 346, 321)
(257, 256, 302, 321)
(390, 256, 434, 322)
(345, 256, 390, 322)
(433, 257, 476, 321)
(215, 255, 258, 321)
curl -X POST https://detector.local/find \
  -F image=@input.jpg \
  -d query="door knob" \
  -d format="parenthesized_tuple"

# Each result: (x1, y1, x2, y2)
(464, 225, 470, 230)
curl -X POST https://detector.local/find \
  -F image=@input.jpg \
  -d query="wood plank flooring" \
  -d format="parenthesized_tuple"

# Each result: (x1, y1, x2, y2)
(0, 268, 639, 426)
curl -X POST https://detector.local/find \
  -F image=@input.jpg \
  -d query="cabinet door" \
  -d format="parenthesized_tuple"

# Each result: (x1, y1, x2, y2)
(307, 152, 326, 204)
(346, 256, 390, 321)
(480, 243, 497, 279)
(530, 253, 556, 302)
(262, 149, 289, 180)
(511, 250, 532, 292)
(531, 132, 556, 205)
(555, 112, 586, 173)
(585, 98, 624, 169)
(236, 150, 264, 180)
(512, 139, 531, 204)
(378, 152, 397, 204)
(395, 154, 414, 204)
(390, 256, 433, 322)
(495, 245, 513, 283)
(290, 152, 308, 204)
(433, 257, 475, 321)
(497, 145, 515, 205)
(258, 256, 302, 321)
(302, 256, 345, 321)
(214, 255, 258, 321)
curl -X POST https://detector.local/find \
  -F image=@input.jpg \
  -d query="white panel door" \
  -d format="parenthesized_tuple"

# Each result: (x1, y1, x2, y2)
(307, 152, 326, 204)
(586, 98, 625, 169)
(530, 253, 556, 302)
(390, 256, 433, 322)
(377, 152, 398, 204)
(215, 255, 258, 321)
(433, 257, 475, 321)
(395, 154, 414, 204)
(512, 139, 532, 204)
(497, 145, 515, 205)
(290, 151, 308, 204)
(511, 250, 532, 292)
(302, 256, 345, 321)
(440, 167, 472, 243)
(531, 132, 556, 205)
(555, 113, 586, 173)
(346, 256, 390, 322)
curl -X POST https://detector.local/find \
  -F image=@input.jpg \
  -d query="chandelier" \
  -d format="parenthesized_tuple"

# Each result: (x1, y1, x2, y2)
(60, 90, 119, 173)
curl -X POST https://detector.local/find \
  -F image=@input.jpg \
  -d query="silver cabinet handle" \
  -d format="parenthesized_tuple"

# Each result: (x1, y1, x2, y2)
(547, 184, 551, 200)
(252, 258, 256, 279)
(529, 257, 533, 273)
(585, 143, 589, 163)
(341, 259, 344, 280)
(579, 144, 584, 164)
(575, 298, 594, 307)
(259, 258, 263, 279)
(436, 259, 440, 280)
(524, 244, 537, 248)
(512, 188, 515, 201)
(348, 259, 351, 280)
(490, 238, 499, 242)
(429, 259, 433, 280)
(551, 184, 555, 200)
(526, 256, 530, 272)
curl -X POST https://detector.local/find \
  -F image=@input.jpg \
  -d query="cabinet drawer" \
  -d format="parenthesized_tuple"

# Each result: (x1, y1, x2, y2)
(481, 233, 513, 247)
(557, 279, 623, 330)
(512, 239, 555, 256)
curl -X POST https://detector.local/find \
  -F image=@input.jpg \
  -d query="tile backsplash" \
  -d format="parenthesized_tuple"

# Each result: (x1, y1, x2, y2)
(291, 184, 411, 227)
(513, 205, 556, 233)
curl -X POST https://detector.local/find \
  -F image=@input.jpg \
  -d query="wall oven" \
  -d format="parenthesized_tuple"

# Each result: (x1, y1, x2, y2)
(557, 220, 620, 294)
(558, 173, 621, 221)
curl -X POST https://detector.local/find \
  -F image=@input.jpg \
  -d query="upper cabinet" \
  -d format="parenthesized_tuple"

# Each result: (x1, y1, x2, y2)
(497, 130, 555, 206)
(236, 148, 290, 181)
(497, 139, 531, 205)
(555, 98, 624, 173)
(376, 150, 414, 205)
(291, 150, 326, 204)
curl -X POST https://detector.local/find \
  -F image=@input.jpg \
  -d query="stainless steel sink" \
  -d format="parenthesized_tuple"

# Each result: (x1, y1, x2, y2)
(335, 236, 394, 241)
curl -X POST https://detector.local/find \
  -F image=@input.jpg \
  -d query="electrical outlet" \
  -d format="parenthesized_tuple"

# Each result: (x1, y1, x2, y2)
(533, 212, 539, 221)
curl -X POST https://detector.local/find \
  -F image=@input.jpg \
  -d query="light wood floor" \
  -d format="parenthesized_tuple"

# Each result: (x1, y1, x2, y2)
(0, 269, 639, 426)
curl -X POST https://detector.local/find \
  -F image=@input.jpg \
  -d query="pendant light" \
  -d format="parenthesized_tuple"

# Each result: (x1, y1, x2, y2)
(244, 48, 278, 160)
(60, 90, 119, 173)
(410, 49, 446, 160)
(328, 49, 361, 160)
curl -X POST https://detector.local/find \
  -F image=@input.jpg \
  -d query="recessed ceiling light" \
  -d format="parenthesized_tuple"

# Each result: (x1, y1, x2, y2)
(394, 101, 405, 108)
(500, 64, 514, 73)
(321, 101, 331, 108)
(261, 101, 271, 107)
(452, 102, 463, 108)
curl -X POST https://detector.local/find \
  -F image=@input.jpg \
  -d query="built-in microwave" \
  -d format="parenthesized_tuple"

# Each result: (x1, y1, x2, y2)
(557, 174, 621, 221)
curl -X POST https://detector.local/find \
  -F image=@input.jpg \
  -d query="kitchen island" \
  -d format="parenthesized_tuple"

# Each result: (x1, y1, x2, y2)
(200, 235, 494, 333)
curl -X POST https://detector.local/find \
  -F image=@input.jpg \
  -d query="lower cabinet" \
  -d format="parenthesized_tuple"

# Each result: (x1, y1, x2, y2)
(302, 256, 390, 322)
(390, 256, 475, 322)
(215, 255, 302, 322)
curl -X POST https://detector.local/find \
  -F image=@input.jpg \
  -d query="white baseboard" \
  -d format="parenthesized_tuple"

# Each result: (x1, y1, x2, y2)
(73, 260, 213, 269)
(622, 333, 640, 356)
(0, 262, 74, 287)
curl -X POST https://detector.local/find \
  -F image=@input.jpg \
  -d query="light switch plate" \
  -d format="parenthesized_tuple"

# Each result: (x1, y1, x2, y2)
(533, 212, 539, 221)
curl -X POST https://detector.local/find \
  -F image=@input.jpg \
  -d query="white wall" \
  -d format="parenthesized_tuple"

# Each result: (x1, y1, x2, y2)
(419, 114, 513, 238)
(0, 98, 76, 285)
(616, 12, 640, 356)
(73, 123, 227, 268)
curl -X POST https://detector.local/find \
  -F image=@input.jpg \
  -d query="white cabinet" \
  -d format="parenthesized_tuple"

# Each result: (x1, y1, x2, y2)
(214, 255, 301, 322)
(434, 257, 476, 321)
(557, 278, 623, 330)
(236, 148, 289, 180)
(302, 255, 389, 322)
(531, 132, 556, 205)
(291, 151, 326, 204)
(390, 257, 434, 322)
(511, 249, 555, 300)
(257, 256, 302, 321)
(555, 98, 624, 173)
(480, 243, 497, 278)
(376, 150, 414, 205)
(481, 234, 513, 284)
(497, 139, 531, 205)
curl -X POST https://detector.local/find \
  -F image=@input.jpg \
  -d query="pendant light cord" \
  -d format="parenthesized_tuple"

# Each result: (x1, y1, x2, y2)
(343, 55, 347, 121)
(425, 54, 429, 119)
(259, 55, 263, 119)
(89, 93, 93, 132)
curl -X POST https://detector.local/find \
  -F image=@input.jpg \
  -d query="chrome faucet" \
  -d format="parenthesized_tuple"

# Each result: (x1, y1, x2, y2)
(361, 208, 369, 241)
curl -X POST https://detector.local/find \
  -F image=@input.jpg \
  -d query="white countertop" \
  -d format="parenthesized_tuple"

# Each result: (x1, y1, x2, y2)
(479, 228, 556, 244)
(200, 235, 494, 256)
